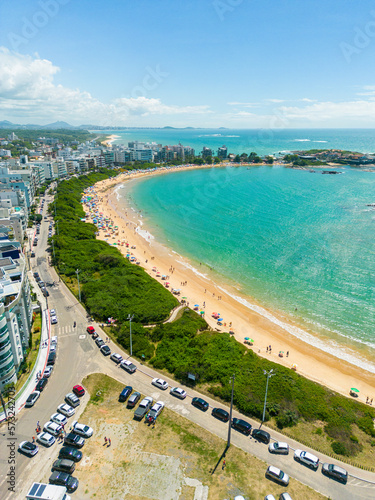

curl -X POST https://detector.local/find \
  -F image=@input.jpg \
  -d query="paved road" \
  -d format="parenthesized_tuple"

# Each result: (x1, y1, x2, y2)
(1, 191, 374, 499)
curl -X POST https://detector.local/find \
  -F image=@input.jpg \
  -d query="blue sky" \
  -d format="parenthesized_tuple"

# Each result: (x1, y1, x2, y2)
(0, 0, 375, 127)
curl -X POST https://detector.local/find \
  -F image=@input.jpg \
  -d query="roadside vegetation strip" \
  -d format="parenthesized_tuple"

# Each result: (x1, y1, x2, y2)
(54, 173, 375, 464)
(79, 373, 327, 500)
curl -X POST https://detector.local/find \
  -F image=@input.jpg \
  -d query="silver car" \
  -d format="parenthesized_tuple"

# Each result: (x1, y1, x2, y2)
(265, 465, 289, 486)
(37, 432, 55, 447)
(294, 449, 319, 470)
(268, 441, 289, 455)
(57, 403, 75, 417)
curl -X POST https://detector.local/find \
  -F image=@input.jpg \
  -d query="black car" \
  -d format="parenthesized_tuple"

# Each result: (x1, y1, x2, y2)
(49, 471, 79, 493)
(52, 459, 76, 474)
(58, 446, 82, 463)
(119, 386, 133, 402)
(127, 391, 141, 408)
(252, 428, 271, 444)
(31, 251, 36, 257)
(231, 418, 252, 436)
(42, 287, 49, 297)
(47, 351, 56, 365)
(36, 378, 48, 392)
(64, 432, 85, 449)
(100, 345, 111, 356)
(33, 272, 39, 278)
(191, 397, 209, 411)
(212, 407, 229, 422)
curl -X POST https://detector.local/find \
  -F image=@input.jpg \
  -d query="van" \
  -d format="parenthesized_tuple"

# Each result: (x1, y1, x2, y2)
(119, 386, 132, 402)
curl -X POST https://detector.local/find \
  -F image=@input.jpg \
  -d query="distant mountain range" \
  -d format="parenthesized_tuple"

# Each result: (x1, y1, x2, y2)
(0, 121, 216, 131)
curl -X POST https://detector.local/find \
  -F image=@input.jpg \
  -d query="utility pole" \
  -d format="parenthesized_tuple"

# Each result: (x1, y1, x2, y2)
(261, 369, 275, 425)
(225, 374, 235, 454)
(0, 391, 7, 420)
(127, 314, 134, 356)
(76, 269, 81, 302)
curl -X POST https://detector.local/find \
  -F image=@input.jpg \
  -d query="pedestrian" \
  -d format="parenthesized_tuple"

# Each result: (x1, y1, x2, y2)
(104, 436, 107, 445)
(108, 438, 111, 446)
(37, 420, 40, 428)
(286, 351, 289, 357)
(371, 398, 373, 405)
(366, 396, 369, 404)
(266, 346, 268, 353)
(32, 436, 35, 443)
(222, 459, 226, 470)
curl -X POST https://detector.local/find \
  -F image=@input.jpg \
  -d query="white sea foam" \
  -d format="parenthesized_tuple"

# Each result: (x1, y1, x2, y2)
(135, 225, 154, 241)
(313, 140, 328, 143)
(293, 139, 311, 142)
(215, 285, 375, 374)
(176, 260, 209, 280)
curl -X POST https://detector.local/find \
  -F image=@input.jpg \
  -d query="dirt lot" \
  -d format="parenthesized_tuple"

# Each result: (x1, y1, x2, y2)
(72, 373, 327, 499)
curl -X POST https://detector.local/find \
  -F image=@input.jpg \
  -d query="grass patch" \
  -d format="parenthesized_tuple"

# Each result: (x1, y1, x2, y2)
(14, 312, 42, 393)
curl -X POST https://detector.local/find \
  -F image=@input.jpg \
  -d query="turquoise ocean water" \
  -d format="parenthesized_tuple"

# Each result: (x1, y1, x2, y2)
(107, 128, 375, 372)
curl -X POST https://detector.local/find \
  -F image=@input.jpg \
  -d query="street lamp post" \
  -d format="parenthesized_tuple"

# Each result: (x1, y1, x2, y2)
(127, 314, 134, 356)
(261, 369, 275, 425)
(225, 374, 235, 454)
(76, 269, 81, 302)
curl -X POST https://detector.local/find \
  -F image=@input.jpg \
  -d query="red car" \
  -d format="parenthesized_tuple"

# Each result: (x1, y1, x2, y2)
(87, 326, 95, 334)
(73, 385, 85, 397)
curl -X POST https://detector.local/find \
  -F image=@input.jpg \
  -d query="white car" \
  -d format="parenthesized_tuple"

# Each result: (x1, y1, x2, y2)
(37, 432, 55, 447)
(110, 353, 123, 364)
(50, 412, 67, 426)
(18, 441, 39, 457)
(43, 366, 53, 378)
(294, 449, 319, 470)
(57, 403, 75, 418)
(25, 391, 40, 408)
(268, 441, 289, 455)
(151, 378, 168, 390)
(50, 309, 56, 316)
(51, 336, 58, 345)
(44, 421, 63, 437)
(71, 421, 93, 438)
(50, 315, 58, 325)
(49, 344, 57, 353)
(120, 359, 137, 373)
(170, 387, 187, 399)
(146, 401, 164, 421)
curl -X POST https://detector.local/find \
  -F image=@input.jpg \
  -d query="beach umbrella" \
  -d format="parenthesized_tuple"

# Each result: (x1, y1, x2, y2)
(200, 311, 205, 314)
(217, 318, 223, 322)
(350, 388, 359, 393)
(249, 338, 254, 343)
(194, 304, 199, 307)
(182, 297, 187, 299)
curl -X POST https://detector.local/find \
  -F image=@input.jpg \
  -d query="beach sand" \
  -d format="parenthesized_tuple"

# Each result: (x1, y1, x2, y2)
(83, 167, 375, 404)
(101, 134, 119, 147)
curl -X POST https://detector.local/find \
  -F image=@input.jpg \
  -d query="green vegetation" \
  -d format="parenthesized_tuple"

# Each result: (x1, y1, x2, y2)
(53, 170, 178, 329)
(0, 128, 93, 144)
(284, 154, 327, 166)
(54, 170, 375, 461)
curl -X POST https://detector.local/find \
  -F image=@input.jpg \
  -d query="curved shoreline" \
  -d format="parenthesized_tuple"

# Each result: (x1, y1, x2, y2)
(84, 165, 375, 403)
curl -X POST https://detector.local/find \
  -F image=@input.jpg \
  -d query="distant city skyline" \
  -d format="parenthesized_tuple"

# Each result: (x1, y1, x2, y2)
(0, 0, 375, 128)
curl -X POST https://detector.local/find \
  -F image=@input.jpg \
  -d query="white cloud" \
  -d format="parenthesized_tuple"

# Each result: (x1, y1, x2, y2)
(265, 98, 285, 103)
(0, 48, 211, 125)
(280, 99, 375, 122)
(227, 101, 259, 108)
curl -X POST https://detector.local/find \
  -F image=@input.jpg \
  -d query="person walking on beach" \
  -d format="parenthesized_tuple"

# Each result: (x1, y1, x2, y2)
(108, 438, 111, 447)
(104, 436, 107, 445)
(286, 351, 289, 357)
(222, 459, 226, 470)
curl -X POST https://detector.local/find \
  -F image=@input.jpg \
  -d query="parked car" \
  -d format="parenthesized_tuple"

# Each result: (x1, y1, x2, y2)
(72, 385, 85, 397)
(127, 391, 141, 408)
(31, 251, 35, 257)
(71, 421, 93, 438)
(36, 378, 48, 392)
(43, 366, 53, 378)
(57, 403, 75, 417)
(50, 315, 58, 325)
(321, 463, 348, 484)
(50, 309, 56, 316)
(100, 345, 111, 356)
(120, 359, 137, 373)
(37, 432, 55, 447)
(294, 449, 319, 470)
(110, 353, 123, 364)
(134, 396, 153, 420)
(58, 446, 82, 463)
(25, 391, 40, 407)
(87, 326, 95, 334)
(95, 338, 105, 347)
(145, 401, 164, 422)
(279, 494, 293, 500)
(44, 421, 63, 437)
(52, 459, 76, 474)
(264, 496, 276, 500)
(42, 287, 49, 297)
(49, 344, 57, 353)
(49, 471, 79, 493)
(47, 351, 56, 365)
(211, 407, 229, 422)
(252, 428, 271, 444)
(51, 335, 58, 346)
(231, 418, 252, 436)
(64, 432, 85, 449)
(119, 386, 133, 402)
(92, 331, 99, 339)
(265, 465, 290, 486)
(65, 393, 80, 408)
(192, 397, 209, 411)
(170, 387, 187, 399)
(268, 441, 289, 455)
(18, 441, 39, 457)
(33, 272, 39, 278)
(151, 378, 169, 390)
(51, 412, 67, 426)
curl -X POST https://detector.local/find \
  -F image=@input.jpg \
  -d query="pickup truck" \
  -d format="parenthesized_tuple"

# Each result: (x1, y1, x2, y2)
(133, 396, 153, 420)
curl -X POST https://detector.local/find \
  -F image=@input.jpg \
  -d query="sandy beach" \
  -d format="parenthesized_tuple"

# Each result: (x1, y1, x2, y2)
(101, 134, 120, 147)
(83, 166, 375, 404)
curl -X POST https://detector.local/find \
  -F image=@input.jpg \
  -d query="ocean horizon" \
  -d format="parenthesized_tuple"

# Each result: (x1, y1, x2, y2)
(115, 161, 375, 374)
